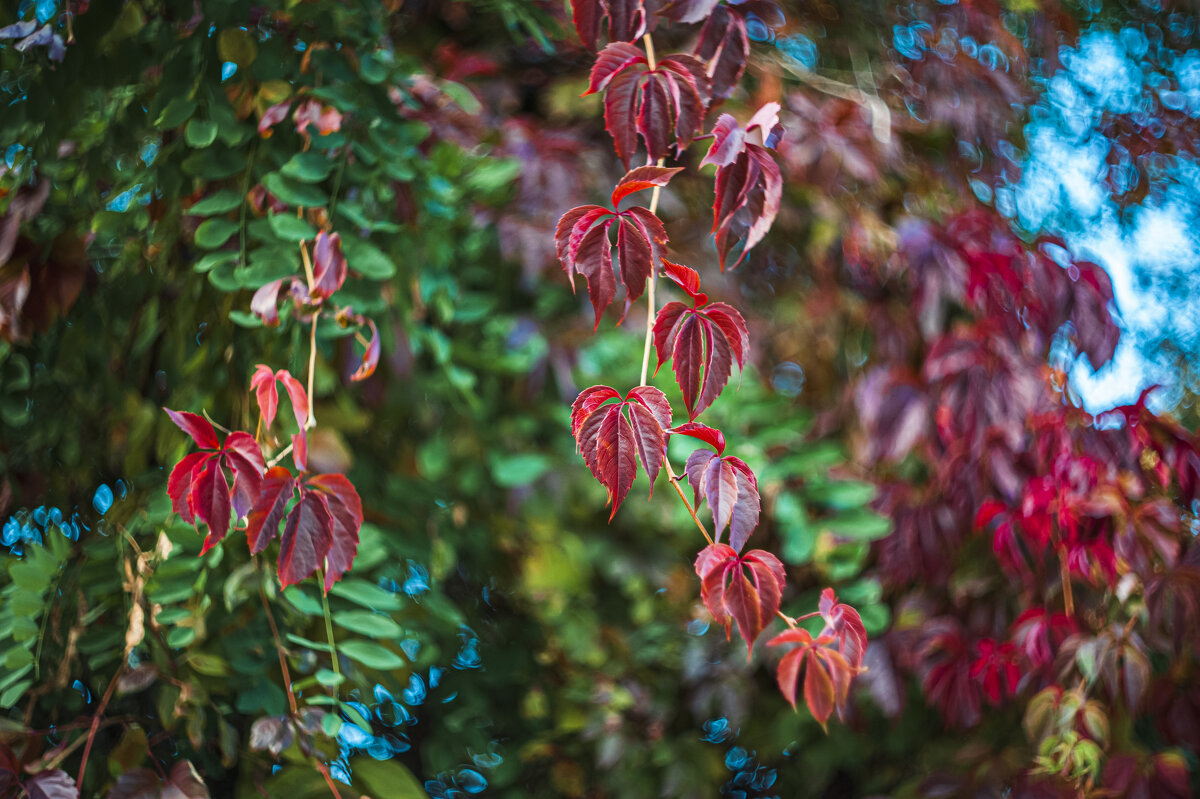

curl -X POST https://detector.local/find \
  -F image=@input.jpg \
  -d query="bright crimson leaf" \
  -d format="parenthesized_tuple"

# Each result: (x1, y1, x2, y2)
(818, 588, 868, 670)
(584, 43, 711, 167)
(191, 457, 232, 553)
(610, 165, 685, 207)
(164, 408, 219, 450)
(695, 544, 785, 652)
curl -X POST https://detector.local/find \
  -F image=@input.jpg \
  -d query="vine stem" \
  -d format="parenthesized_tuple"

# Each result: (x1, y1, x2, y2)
(318, 569, 341, 687)
(299, 242, 319, 430)
(638, 30, 664, 388)
(258, 563, 344, 799)
(666, 456, 714, 547)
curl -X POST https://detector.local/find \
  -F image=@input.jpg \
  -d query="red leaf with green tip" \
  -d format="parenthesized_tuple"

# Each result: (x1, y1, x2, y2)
(278, 490, 334, 587)
(165, 408, 219, 450)
(308, 473, 363, 590)
(247, 467, 296, 553)
(695, 544, 786, 652)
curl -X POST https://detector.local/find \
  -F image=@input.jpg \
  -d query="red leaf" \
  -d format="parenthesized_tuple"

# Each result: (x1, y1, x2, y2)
(616, 218, 653, 304)
(190, 457, 232, 552)
(602, 67, 641, 168)
(349, 318, 380, 382)
(627, 402, 666, 496)
(574, 221, 616, 330)
(671, 422, 725, 454)
(571, 0, 647, 51)
(684, 450, 761, 549)
(695, 544, 786, 651)
(625, 385, 672, 429)
(25, 770, 78, 799)
(729, 466, 760, 552)
(292, 430, 308, 472)
(699, 318, 733, 414)
(278, 490, 334, 588)
(164, 408, 219, 450)
(704, 457, 738, 538)
(168, 452, 209, 524)
(258, 101, 291, 138)
(768, 628, 855, 727)
(638, 74, 673, 163)
(661, 259, 707, 305)
(818, 588, 868, 670)
(247, 467, 296, 554)
(572, 385, 622, 436)
(311, 231, 347, 301)
(307, 473, 363, 591)
(653, 301, 689, 374)
(703, 302, 750, 369)
(596, 404, 637, 519)
(610, 165, 685, 207)
(251, 364, 279, 430)
(250, 279, 285, 327)
(684, 448, 716, 507)
(661, 0, 721, 23)
(223, 432, 265, 520)
(572, 385, 670, 518)
(277, 370, 309, 429)
(696, 5, 749, 100)
(672, 314, 705, 417)
(585, 42, 646, 94)
(703, 114, 746, 168)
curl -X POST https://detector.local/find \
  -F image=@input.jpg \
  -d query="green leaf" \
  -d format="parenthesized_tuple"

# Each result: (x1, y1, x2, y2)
(352, 759, 427, 798)
(315, 668, 344, 687)
(268, 213, 316, 243)
(189, 190, 243, 216)
(195, 219, 239, 250)
(338, 701, 372, 731)
(229, 310, 264, 328)
(155, 97, 196, 129)
(332, 610, 403, 639)
(218, 28, 258, 67)
(466, 159, 522, 193)
(328, 579, 402, 611)
(822, 509, 891, 541)
(440, 81, 482, 114)
(488, 452, 550, 487)
(281, 152, 334, 183)
(264, 173, 328, 208)
(282, 586, 324, 616)
(167, 627, 196, 648)
(185, 119, 219, 148)
(285, 634, 330, 651)
(338, 640, 405, 670)
(342, 238, 396, 280)
(321, 713, 342, 737)
(806, 480, 876, 510)
(0, 680, 32, 709)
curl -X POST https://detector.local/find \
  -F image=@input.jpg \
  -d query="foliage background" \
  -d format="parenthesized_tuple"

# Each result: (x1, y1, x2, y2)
(1, 0, 1198, 797)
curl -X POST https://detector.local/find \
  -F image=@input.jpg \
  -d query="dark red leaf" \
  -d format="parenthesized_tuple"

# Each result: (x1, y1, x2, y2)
(661, 0, 721, 23)
(223, 432, 265, 520)
(307, 473, 363, 591)
(638, 73, 672, 163)
(164, 408, 219, 450)
(586, 42, 646, 94)
(728, 466, 760, 552)
(627, 402, 666, 496)
(695, 5, 749, 100)
(247, 467, 295, 554)
(602, 67, 642, 167)
(685, 450, 761, 549)
(699, 318, 733, 414)
(616, 218, 652, 304)
(695, 544, 786, 652)
(571, 0, 647, 51)
(703, 302, 750, 369)
(251, 364, 279, 430)
(596, 404, 637, 519)
(190, 457, 231, 553)
(574, 221, 616, 330)
(166, 760, 209, 799)
(168, 452, 209, 524)
(310, 231, 347, 301)
(278, 490, 334, 588)
(672, 314, 705, 417)
(610, 165, 685, 207)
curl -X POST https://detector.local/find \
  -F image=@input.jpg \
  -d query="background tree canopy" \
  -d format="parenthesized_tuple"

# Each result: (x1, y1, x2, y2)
(2, 0, 1200, 797)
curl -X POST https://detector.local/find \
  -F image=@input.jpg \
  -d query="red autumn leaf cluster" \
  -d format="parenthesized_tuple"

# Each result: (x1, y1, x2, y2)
(673, 422, 760, 551)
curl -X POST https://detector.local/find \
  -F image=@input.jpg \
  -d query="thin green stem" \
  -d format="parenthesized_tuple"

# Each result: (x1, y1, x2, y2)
(319, 570, 341, 686)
